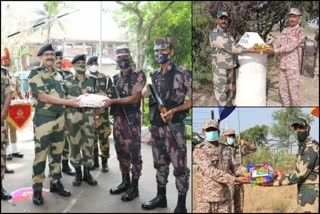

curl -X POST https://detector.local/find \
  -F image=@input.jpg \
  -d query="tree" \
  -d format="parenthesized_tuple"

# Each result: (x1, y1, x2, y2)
(270, 108, 314, 154)
(34, 1, 66, 43)
(113, 1, 191, 70)
(239, 125, 270, 147)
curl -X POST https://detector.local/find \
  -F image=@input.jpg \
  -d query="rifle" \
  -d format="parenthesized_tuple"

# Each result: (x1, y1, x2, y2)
(148, 84, 182, 149)
(300, 37, 307, 75)
(112, 86, 133, 138)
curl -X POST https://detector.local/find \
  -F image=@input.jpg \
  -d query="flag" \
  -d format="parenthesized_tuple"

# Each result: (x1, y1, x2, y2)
(218, 107, 236, 123)
(311, 107, 319, 118)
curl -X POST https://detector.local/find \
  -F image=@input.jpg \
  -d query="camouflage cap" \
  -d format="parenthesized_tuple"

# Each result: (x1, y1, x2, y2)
(202, 119, 219, 130)
(288, 8, 301, 16)
(154, 37, 172, 50)
(217, 11, 228, 18)
(224, 129, 235, 136)
(73, 64, 86, 73)
(291, 116, 310, 127)
(115, 48, 131, 57)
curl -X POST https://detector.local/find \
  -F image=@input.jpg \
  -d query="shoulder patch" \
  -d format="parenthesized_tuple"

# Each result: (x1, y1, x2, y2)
(213, 28, 218, 33)
(137, 71, 144, 81)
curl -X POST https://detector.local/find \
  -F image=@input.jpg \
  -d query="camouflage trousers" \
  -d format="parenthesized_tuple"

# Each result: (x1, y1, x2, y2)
(113, 113, 142, 179)
(149, 122, 190, 195)
(298, 183, 319, 213)
(196, 200, 231, 213)
(62, 134, 70, 161)
(213, 68, 236, 106)
(7, 120, 17, 144)
(229, 183, 244, 213)
(67, 111, 95, 168)
(1, 120, 8, 179)
(32, 114, 65, 191)
(93, 115, 111, 159)
(279, 69, 300, 106)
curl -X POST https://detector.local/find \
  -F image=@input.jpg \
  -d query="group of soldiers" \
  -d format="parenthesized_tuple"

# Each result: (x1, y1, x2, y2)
(193, 117, 319, 213)
(210, 8, 319, 106)
(1, 37, 191, 213)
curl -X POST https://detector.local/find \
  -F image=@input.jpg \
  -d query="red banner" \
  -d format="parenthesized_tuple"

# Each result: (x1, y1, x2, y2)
(7, 103, 32, 129)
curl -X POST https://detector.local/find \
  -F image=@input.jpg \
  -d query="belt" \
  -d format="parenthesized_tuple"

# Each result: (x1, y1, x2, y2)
(36, 109, 63, 118)
(77, 107, 92, 113)
(299, 183, 319, 190)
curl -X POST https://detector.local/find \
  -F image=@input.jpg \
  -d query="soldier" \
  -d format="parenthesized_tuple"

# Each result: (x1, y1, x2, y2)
(314, 30, 319, 79)
(1, 66, 13, 200)
(53, 50, 75, 176)
(103, 48, 145, 202)
(266, 8, 306, 106)
(141, 37, 191, 213)
(1, 48, 24, 172)
(28, 44, 81, 205)
(268, 116, 319, 213)
(87, 56, 113, 173)
(223, 129, 257, 213)
(64, 55, 98, 187)
(193, 119, 249, 213)
(210, 11, 255, 106)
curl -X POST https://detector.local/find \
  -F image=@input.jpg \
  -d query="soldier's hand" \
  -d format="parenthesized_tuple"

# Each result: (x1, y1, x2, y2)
(103, 99, 112, 108)
(94, 117, 101, 128)
(235, 176, 249, 184)
(261, 48, 274, 54)
(161, 109, 174, 122)
(142, 87, 151, 98)
(67, 97, 82, 108)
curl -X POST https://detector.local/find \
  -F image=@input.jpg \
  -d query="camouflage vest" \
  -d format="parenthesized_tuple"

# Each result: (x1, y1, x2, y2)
(110, 69, 141, 116)
(149, 63, 187, 126)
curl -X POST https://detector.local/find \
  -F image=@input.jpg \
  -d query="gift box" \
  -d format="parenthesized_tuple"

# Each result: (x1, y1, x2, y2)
(244, 163, 277, 186)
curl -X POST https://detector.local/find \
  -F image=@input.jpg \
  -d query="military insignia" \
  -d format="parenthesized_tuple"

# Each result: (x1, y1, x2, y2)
(213, 28, 218, 33)
(137, 72, 144, 81)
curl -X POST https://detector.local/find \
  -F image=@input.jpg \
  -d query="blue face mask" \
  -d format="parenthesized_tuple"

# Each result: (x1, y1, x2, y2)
(117, 59, 130, 69)
(205, 131, 219, 142)
(155, 53, 171, 64)
(226, 138, 236, 145)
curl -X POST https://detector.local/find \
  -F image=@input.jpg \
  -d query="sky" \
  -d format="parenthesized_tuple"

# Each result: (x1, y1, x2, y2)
(193, 107, 320, 142)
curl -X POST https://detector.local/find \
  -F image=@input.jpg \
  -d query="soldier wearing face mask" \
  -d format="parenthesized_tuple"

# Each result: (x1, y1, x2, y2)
(268, 116, 319, 213)
(223, 129, 256, 213)
(193, 119, 249, 213)
(87, 56, 113, 173)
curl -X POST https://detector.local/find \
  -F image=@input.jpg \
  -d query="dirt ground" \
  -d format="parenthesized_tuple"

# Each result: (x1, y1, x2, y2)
(193, 47, 319, 107)
(192, 165, 308, 213)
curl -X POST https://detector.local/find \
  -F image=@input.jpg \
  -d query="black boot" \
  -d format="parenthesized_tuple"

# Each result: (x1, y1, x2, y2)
(83, 167, 98, 186)
(73, 166, 82, 186)
(50, 180, 71, 197)
(62, 160, 75, 176)
(174, 194, 187, 213)
(12, 152, 24, 158)
(5, 167, 14, 174)
(32, 189, 43, 205)
(141, 186, 167, 210)
(110, 172, 130, 194)
(6, 154, 12, 161)
(121, 178, 139, 201)
(89, 148, 99, 170)
(1, 186, 12, 201)
(101, 157, 109, 173)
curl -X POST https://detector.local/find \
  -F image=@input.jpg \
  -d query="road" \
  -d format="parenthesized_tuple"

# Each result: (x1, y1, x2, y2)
(1, 121, 192, 213)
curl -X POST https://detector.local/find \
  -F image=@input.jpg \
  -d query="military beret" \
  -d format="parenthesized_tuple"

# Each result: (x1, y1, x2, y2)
(224, 129, 235, 136)
(55, 51, 63, 57)
(87, 56, 98, 65)
(288, 8, 301, 16)
(73, 64, 86, 73)
(291, 116, 310, 127)
(1, 66, 8, 75)
(37, 43, 54, 56)
(217, 11, 228, 18)
(203, 119, 219, 130)
(154, 37, 172, 50)
(115, 48, 131, 57)
(71, 54, 86, 64)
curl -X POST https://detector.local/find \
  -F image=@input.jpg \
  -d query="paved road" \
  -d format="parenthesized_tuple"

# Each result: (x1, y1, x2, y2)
(1, 122, 192, 213)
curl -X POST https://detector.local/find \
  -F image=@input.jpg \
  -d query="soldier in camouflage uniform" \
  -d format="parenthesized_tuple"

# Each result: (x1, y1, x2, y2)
(193, 119, 249, 213)
(268, 8, 306, 106)
(1, 48, 24, 168)
(141, 37, 191, 213)
(270, 116, 319, 213)
(103, 48, 145, 202)
(64, 55, 98, 187)
(53, 50, 75, 176)
(210, 11, 255, 106)
(224, 129, 257, 213)
(87, 56, 113, 172)
(1, 66, 13, 200)
(28, 44, 81, 205)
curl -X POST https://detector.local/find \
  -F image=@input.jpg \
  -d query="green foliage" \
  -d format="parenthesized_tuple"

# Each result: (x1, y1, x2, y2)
(143, 98, 150, 127)
(240, 125, 270, 147)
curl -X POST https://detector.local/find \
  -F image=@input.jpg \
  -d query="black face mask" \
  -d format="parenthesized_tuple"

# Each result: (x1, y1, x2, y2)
(117, 59, 130, 69)
(295, 130, 309, 144)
